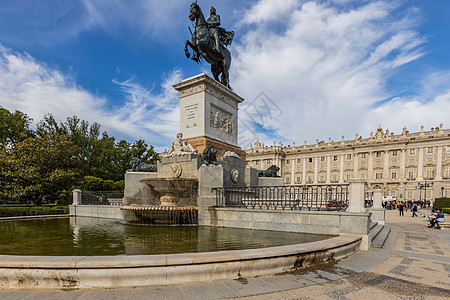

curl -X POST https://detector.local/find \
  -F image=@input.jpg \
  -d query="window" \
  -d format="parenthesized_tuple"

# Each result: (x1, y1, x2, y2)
(376, 152, 382, 158)
(320, 156, 325, 162)
(297, 158, 301, 163)
(407, 169, 415, 179)
(391, 171, 397, 179)
(361, 153, 366, 159)
(409, 149, 415, 155)
(308, 158, 313, 163)
(425, 168, 434, 179)
(345, 173, 351, 181)
(307, 176, 313, 183)
(266, 159, 271, 164)
(286, 160, 290, 164)
(296, 176, 301, 183)
(392, 150, 398, 156)
(319, 175, 325, 183)
(255, 161, 259, 165)
(375, 172, 382, 179)
(333, 155, 338, 161)
(407, 190, 413, 199)
(446, 146, 450, 153)
(331, 174, 338, 183)
(285, 177, 290, 184)
(360, 172, 366, 179)
(445, 167, 450, 178)
(346, 154, 352, 160)
(427, 147, 434, 154)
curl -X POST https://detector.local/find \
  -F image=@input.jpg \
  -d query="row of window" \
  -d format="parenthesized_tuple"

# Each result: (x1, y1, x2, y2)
(253, 146, 450, 166)
(283, 167, 450, 183)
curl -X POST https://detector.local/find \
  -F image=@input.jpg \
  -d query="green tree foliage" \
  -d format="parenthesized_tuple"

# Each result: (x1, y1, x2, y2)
(0, 106, 34, 149)
(0, 107, 159, 204)
(0, 134, 79, 205)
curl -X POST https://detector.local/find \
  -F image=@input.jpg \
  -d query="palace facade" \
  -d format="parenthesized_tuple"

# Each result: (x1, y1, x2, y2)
(246, 124, 450, 203)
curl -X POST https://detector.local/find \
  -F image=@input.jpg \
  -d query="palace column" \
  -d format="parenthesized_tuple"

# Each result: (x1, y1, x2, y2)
(383, 150, 389, 180)
(326, 156, 331, 183)
(436, 146, 443, 180)
(302, 158, 307, 183)
(339, 155, 344, 183)
(368, 152, 374, 180)
(353, 153, 359, 179)
(313, 157, 319, 184)
(291, 159, 295, 184)
(417, 148, 424, 180)
(400, 149, 406, 179)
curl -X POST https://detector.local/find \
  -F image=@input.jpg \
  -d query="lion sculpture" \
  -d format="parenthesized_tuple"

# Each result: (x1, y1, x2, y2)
(128, 157, 157, 172)
(258, 165, 280, 177)
(201, 146, 218, 166)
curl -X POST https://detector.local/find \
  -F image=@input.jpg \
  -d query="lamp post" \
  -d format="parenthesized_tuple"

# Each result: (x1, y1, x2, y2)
(418, 180, 433, 208)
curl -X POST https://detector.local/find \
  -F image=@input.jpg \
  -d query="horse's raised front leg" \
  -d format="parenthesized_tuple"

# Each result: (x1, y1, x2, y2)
(184, 40, 193, 58)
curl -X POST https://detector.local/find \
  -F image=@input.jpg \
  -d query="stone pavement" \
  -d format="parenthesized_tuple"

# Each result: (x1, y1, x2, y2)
(1, 209, 449, 300)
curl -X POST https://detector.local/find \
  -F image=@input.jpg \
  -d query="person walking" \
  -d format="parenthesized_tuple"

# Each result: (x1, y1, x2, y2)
(399, 202, 405, 216)
(411, 203, 418, 217)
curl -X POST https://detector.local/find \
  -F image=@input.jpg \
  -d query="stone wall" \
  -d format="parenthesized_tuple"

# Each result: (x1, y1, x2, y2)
(69, 205, 123, 220)
(200, 208, 371, 236)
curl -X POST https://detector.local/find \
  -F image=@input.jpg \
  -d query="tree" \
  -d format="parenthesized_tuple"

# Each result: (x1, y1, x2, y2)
(0, 106, 34, 149)
(0, 134, 80, 205)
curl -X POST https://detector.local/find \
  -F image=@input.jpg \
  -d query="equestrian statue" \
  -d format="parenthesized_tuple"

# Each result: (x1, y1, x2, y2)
(184, 2, 234, 89)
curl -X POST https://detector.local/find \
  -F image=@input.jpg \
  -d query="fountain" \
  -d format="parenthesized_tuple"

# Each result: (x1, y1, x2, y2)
(121, 133, 200, 224)
(122, 178, 198, 224)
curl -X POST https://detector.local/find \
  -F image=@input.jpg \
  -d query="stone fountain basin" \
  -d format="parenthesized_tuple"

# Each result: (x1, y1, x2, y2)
(140, 178, 198, 193)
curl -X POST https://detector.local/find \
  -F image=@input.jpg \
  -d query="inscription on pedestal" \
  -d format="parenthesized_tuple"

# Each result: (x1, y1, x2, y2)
(185, 104, 198, 128)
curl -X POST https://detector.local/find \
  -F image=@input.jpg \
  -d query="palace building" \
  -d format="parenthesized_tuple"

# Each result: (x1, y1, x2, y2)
(246, 124, 450, 203)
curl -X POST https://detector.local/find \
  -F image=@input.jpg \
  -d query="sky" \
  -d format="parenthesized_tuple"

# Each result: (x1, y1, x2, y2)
(1, 0, 449, 152)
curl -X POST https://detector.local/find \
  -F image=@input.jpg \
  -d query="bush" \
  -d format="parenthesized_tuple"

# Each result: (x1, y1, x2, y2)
(80, 176, 124, 191)
(433, 197, 450, 211)
(442, 208, 450, 214)
(0, 206, 69, 217)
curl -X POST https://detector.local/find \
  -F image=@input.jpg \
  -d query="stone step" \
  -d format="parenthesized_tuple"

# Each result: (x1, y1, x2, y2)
(370, 222, 378, 230)
(372, 227, 391, 248)
(370, 224, 384, 241)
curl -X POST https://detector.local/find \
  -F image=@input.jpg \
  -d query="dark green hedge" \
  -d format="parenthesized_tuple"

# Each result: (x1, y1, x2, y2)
(442, 208, 450, 214)
(433, 198, 450, 211)
(0, 206, 69, 217)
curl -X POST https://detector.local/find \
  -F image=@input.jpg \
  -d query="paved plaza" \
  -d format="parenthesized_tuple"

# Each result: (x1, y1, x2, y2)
(1, 209, 449, 300)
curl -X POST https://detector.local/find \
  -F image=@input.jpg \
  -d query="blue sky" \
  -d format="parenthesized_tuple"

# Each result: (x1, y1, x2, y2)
(1, 0, 449, 151)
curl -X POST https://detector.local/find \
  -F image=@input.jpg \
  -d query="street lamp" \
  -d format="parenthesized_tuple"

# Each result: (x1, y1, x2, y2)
(418, 180, 433, 207)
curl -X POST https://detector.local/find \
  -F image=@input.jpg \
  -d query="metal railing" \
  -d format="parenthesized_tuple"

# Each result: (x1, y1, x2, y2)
(215, 184, 349, 211)
(80, 191, 124, 206)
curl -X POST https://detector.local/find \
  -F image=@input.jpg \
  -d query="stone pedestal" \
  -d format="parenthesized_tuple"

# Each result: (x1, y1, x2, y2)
(258, 177, 284, 187)
(198, 165, 224, 225)
(347, 178, 367, 213)
(173, 73, 246, 161)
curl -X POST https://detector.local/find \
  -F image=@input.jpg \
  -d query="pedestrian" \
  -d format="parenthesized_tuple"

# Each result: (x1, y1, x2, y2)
(411, 203, 418, 217)
(399, 202, 404, 216)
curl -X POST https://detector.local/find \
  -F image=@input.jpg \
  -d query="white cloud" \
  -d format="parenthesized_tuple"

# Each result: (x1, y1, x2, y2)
(233, 0, 437, 146)
(240, 0, 300, 25)
(0, 45, 180, 150)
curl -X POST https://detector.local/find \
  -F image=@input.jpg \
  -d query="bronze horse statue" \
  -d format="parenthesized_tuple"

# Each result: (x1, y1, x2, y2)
(184, 2, 232, 89)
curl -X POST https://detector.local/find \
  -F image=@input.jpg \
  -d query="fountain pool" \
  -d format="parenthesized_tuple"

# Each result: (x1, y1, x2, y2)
(0, 217, 334, 256)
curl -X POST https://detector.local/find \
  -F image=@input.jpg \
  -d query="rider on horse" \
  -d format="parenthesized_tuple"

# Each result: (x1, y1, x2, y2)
(207, 6, 234, 53)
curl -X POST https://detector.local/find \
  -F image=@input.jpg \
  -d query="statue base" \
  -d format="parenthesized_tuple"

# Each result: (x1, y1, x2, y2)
(184, 136, 246, 161)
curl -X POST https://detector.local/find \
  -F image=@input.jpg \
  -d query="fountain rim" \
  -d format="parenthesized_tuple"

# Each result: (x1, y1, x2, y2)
(140, 178, 198, 182)
(0, 216, 361, 289)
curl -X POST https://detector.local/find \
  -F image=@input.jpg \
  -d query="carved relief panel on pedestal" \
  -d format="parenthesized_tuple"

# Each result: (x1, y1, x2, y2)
(210, 105, 232, 134)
